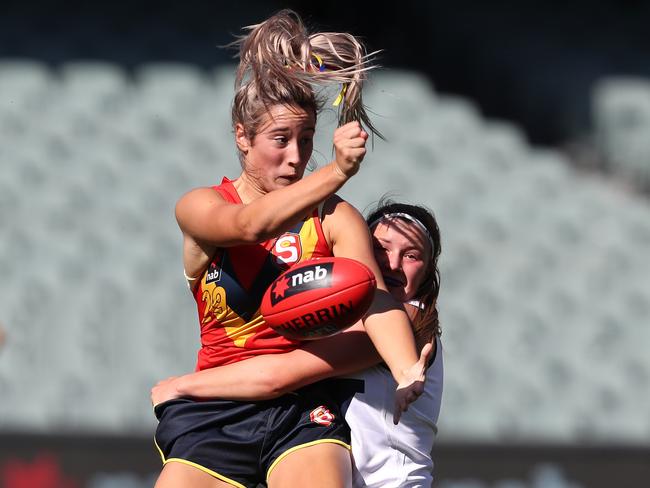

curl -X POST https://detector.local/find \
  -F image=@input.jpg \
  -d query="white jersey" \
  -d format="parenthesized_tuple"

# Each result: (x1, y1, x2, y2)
(346, 335, 443, 488)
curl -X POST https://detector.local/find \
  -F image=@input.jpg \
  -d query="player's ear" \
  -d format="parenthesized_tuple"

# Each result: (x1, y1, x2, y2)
(235, 123, 251, 154)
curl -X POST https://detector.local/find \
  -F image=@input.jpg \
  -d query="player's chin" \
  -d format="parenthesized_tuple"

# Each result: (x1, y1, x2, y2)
(275, 176, 300, 187)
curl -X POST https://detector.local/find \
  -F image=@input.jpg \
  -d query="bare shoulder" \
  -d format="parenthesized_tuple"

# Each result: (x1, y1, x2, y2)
(321, 194, 364, 223)
(175, 186, 226, 230)
(176, 186, 225, 211)
(321, 194, 366, 244)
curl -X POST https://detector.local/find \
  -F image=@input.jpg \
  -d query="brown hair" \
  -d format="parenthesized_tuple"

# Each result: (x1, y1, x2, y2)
(366, 199, 442, 343)
(229, 9, 381, 156)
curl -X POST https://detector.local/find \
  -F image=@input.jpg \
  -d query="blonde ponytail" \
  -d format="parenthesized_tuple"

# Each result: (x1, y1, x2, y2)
(230, 9, 382, 142)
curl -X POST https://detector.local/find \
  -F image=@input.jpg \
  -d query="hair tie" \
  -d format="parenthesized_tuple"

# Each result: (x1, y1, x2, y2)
(369, 212, 434, 252)
(312, 53, 326, 72)
(333, 84, 348, 107)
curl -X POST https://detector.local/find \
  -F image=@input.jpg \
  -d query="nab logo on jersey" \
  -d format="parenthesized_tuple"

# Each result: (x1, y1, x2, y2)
(270, 262, 333, 305)
(272, 233, 302, 266)
(205, 250, 225, 284)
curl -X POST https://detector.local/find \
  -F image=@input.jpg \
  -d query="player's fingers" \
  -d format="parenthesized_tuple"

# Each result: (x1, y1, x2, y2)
(335, 121, 363, 140)
(393, 400, 402, 425)
(333, 121, 353, 137)
(341, 120, 362, 132)
(394, 387, 416, 425)
(419, 341, 433, 368)
(408, 389, 419, 403)
(347, 135, 368, 148)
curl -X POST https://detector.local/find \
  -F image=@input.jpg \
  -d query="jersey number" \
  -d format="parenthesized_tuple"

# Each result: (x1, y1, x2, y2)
(201, 286, 224, 324)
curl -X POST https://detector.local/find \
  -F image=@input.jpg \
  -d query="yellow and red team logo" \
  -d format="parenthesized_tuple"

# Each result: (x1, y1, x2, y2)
(272, 233, 302, 266)
(309, 405, 335, 426)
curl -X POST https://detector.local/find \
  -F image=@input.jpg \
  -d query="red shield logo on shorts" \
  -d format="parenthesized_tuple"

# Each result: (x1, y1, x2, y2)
(309, 406, 335, 426)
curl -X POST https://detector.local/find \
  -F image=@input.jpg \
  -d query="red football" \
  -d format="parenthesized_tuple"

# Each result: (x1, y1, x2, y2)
(261, 257, 377, 340)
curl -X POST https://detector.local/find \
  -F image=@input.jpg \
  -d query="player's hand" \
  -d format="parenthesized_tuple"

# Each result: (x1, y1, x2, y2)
(393, 340, 434, 424)
(151, 376, 182, 408)
(333, 121, 368, 179)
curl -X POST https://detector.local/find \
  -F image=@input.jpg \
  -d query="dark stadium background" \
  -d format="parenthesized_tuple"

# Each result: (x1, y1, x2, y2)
(4, 0, 650, 147)
(1, 1, 649, 487)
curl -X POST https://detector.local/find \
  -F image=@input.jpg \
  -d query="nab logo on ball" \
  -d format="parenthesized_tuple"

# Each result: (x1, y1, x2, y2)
(261, 257, 376, 341)
(270, 262, 333, 305)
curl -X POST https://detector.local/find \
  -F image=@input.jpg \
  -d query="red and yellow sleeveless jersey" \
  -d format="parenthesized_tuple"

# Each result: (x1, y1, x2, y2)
(193, 177, 332, 370)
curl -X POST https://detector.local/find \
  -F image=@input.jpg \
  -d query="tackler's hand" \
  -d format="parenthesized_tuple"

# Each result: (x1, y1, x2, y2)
(393, 340, 433, 424)
(333, 121, 368, 179)
(151, 376, 182, 408)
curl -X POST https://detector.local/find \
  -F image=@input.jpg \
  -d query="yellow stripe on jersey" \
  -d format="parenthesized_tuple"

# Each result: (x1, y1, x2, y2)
(195, 210, 331, 369)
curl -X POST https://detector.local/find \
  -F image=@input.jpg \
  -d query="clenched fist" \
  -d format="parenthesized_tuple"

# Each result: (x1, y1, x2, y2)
(333, 121, 368, 178)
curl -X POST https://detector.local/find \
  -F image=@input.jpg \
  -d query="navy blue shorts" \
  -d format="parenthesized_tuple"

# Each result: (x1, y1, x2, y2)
(153, 378, 363, 488)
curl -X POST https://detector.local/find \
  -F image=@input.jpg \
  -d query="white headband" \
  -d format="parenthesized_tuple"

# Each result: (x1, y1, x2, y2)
(369, 212, 434, 252)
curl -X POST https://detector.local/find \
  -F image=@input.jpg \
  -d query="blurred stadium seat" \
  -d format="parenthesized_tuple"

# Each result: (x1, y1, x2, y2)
(1, 61, 649, 449)
(0, 59, 53, 107)
(592, 76, 650, 190)
(59, 61, 129, 115)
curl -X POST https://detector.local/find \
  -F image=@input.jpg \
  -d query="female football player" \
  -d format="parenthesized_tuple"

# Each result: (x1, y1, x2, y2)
(153, 200, 443, 487)
(152, 10, 431, 488)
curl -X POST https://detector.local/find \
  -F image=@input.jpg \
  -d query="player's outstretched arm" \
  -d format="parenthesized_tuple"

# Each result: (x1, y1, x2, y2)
(176, 164, 345, 248)
(151, 323, 379, 406)
(322, 197, 429, 418)
(175, 121, 365, 248)
(393, 340, 433, 424)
